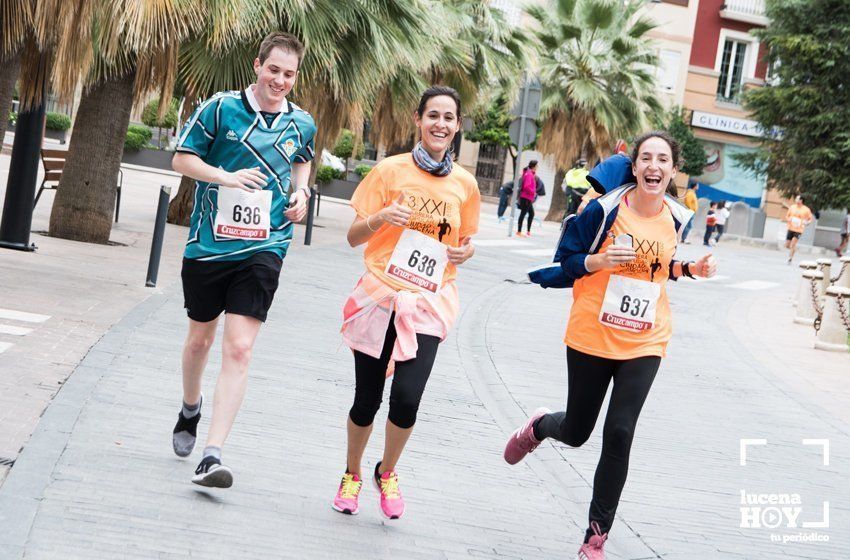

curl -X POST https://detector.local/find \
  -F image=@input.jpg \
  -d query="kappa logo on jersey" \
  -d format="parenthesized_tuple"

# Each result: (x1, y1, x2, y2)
(226, 130, 239, 141)
(281, 139, 298, 157)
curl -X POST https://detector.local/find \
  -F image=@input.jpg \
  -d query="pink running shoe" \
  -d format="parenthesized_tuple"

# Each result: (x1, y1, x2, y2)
(373, 462, 405, 519)
(332, 472, 363, 515)
(503, 407, 551, 465)
(577, 522, 608, 559)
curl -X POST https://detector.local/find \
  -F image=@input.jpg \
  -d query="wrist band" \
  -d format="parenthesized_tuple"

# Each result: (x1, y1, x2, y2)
(366, 214, 379, 232)
(682, 261, 695, 279)
(296, 185, 311, 198)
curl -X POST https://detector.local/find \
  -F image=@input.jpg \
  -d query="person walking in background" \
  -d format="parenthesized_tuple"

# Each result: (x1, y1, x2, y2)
(564, 159, 590, 215)
(517, 160, 538, 237)
(785, 195, 814, 264)
(703, 201, 718, 247)
(714, 200, 730, 243)
(682, 182, 698, 244)
(497, 180, 513, 221)
(836, 211, 849, 257)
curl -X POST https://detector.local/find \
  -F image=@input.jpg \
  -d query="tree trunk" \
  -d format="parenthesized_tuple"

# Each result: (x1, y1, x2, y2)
(166, 99, 196, 226)
(0, 52, 21, 148)
(166, 174, 195, 226)
(544, 168, 568, 222)
(49, 71, 135, 243)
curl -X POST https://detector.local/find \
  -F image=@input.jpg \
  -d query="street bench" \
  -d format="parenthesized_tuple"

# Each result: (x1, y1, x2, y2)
(34, 148, 123, 222)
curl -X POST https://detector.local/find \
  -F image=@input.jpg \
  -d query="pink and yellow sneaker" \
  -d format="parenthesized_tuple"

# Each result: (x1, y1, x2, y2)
(373, 462, 405, 519)
(577, 522, 608, 559)
(503, 407, 551, 465)
(332, 472, 363, 515)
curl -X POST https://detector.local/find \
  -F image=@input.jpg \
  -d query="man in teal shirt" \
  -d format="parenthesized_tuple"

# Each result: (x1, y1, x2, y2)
(170, 31, 316, 488)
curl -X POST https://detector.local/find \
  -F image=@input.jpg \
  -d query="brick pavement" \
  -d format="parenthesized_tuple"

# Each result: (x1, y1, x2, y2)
(0, 194, 848, 559)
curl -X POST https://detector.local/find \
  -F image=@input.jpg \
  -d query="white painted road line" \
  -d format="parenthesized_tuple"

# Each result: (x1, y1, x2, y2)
(0, 342, 13, 354)
(728, 280, 780, 290)
(0, 308, 51, 323)
(0, 324, 33, 336)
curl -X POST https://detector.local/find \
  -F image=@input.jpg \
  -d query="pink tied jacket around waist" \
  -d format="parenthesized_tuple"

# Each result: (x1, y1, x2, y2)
(341, 272, 459, 377)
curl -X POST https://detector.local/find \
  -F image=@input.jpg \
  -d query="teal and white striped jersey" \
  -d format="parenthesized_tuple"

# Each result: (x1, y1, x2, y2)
(176, 86, 316, 261)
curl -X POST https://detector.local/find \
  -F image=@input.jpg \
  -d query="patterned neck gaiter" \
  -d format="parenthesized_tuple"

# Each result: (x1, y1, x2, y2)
(411, 142, 453, 177)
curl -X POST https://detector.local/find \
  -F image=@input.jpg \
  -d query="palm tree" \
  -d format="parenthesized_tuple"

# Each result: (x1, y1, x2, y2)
(528, 0, 663, 221)
(0, 0, 31, 144)
(48, 0, 203, 243)
(369, 0, 530, 153)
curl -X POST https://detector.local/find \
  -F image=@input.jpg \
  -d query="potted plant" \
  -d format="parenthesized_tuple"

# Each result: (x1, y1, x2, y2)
(354, 164, 372, 181)
(316, 164, 359, 199)
(121, 123, 174, 170)
(141, 97, 179, 149)
(45, 111, 72, 143)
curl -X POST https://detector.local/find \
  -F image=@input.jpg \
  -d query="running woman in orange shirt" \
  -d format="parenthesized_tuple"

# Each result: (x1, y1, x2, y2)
(504, 131, 717, 559)
(784, 195, 813, 264)
(332, 86, 480, 520)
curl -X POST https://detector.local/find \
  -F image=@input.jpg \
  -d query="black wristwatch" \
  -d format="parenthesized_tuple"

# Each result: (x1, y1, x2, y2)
(682, 261, 695, 279)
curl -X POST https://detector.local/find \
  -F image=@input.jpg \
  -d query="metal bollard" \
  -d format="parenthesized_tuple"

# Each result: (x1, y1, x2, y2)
(304, 186, 317, 246)
(146, 185, 171, 287)
(315, 185, 321, 217)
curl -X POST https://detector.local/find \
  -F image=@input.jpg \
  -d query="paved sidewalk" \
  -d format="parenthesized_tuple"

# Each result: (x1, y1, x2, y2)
(0, 190, 848, 559)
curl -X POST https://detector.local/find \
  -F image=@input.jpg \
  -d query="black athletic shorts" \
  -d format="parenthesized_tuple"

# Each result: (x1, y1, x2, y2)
(181, 251, 282, 323)
(786, 230, 802, 241)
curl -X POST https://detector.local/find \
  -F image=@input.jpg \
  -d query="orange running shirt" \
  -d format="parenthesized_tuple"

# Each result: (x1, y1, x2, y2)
(565, 199, 678, 359)
(350, 154, 481, 292)
(786, 204, 813, 234)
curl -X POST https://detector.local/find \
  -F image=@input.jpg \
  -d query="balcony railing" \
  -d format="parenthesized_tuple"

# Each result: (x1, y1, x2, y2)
(720, 0, 768, 25)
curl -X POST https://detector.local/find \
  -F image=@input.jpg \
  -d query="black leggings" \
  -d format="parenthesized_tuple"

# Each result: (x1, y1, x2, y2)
(348, 319, 440, 429)
(518, 198, 534, 233)
(533, 346, 660, 540)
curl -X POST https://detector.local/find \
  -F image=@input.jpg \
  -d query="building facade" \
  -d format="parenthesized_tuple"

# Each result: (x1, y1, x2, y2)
(682, 0, 777, 213)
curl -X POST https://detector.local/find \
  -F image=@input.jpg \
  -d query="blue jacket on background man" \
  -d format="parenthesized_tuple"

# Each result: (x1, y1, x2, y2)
(528, 154, 694, 289)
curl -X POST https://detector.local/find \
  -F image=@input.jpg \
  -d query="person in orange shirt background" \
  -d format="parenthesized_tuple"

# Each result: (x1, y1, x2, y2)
(682, 181, 699, 243)
(784, 195, 814, 264)
(504, 131, 717, 559)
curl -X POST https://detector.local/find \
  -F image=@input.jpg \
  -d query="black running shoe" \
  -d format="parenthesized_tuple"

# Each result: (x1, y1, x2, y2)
(191, 456, 233, 488)
(172, 396, 202, 457)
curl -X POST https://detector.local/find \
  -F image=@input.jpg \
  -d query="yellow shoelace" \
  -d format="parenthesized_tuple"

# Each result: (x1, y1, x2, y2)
(339, 474, 362, 499)
(380, 472, 400, 499)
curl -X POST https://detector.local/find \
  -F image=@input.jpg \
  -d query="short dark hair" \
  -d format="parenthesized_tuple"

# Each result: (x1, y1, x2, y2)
(797, 194, 806, 203)
(528, 160, 539, 169)
(258, 32, 305, 66)
(631, 130, 682, 169)
(416, 85, 462, 118)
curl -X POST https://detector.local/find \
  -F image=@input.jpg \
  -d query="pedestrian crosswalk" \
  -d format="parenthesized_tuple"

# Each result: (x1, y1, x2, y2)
(0, 325, 34, 336)
(0, 307, 50, 354)
(0, 308, 50, 323)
